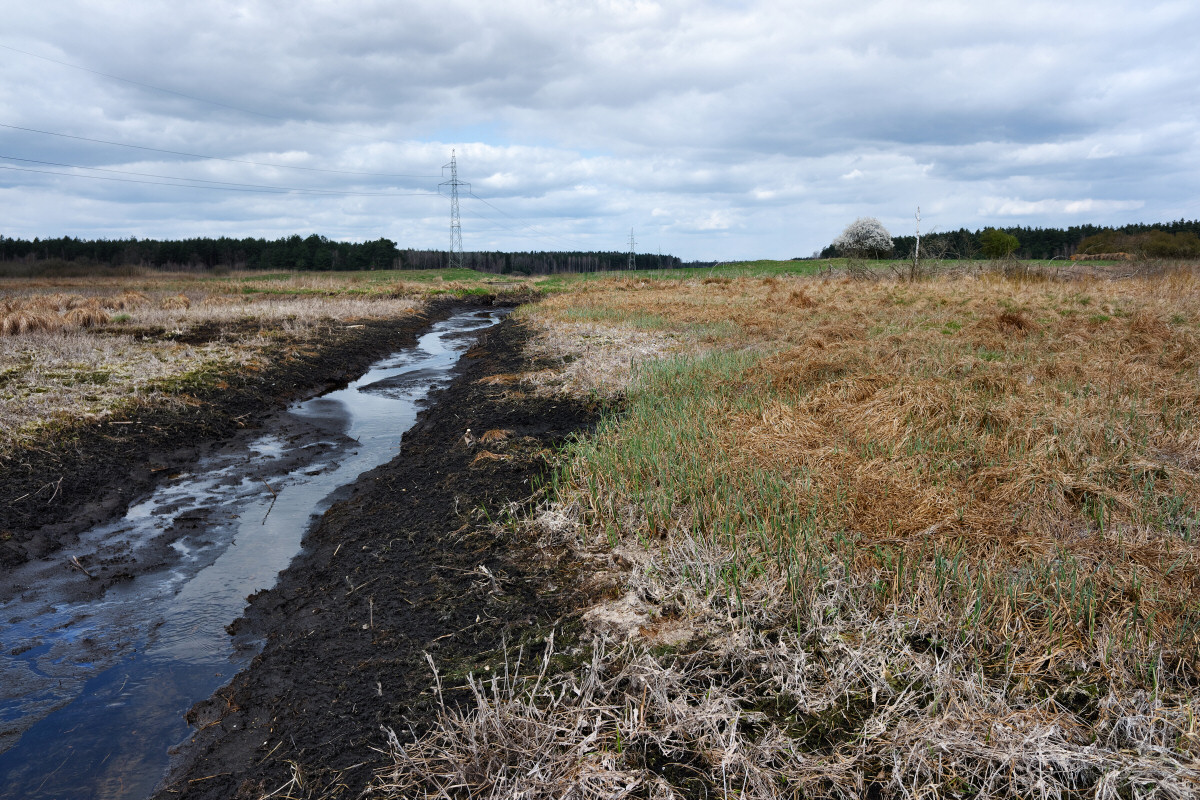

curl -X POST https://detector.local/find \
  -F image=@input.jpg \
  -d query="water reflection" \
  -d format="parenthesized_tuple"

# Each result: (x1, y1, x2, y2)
(0, 308, 505, 799)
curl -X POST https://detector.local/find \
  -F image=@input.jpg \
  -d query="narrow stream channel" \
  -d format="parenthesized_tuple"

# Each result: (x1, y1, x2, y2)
(0, 308, 505, 800)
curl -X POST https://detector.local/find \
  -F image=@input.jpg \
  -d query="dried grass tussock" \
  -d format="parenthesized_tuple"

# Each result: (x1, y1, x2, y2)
(378, 267, 1200, 798)
(1, 307, 62, 336)
(159, 292, 192, 310)
(62, 306, 110, 328)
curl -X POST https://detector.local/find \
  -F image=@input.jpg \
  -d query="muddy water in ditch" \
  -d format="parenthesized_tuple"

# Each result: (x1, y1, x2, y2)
(0, 308, 505, 799)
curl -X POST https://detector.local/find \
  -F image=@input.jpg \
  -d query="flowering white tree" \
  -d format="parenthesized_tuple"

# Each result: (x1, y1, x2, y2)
(832, 217, 894, 259)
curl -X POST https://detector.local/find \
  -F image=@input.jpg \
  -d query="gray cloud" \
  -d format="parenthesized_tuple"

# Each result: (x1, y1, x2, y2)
(2, 0, 1198, 260)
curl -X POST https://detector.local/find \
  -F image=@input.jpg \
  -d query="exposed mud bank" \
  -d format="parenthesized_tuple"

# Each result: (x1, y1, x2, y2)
(0, 302, 470, 571)
(0, 309, 512, 797)
(151, 317, 602, 799)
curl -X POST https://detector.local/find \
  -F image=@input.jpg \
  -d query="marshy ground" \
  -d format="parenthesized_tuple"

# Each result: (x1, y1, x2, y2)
(3, 260, 1199, 798)
(0, 269, 532, 568)
(446, 263, 1200, 799)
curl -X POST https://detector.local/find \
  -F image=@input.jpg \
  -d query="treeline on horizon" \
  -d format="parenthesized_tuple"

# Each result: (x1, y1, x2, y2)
(0, 233, 683, 275)
(819, 219, 1200, 260)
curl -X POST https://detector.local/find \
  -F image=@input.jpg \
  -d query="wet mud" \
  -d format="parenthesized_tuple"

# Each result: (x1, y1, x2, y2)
(0, 309, 509, 792)
(149, 317, 602, 799)
(0, 306, 451, 572)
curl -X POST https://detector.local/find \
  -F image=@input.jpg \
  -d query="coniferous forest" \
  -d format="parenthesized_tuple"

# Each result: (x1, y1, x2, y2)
(0, 234, 682, 275)
(824, 219, 1200, 260)
(4, 219, 1200, 276)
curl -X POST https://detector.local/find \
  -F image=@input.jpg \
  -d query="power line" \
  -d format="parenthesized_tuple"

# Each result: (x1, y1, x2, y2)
(0, 43, 399, 145)
(0, 123, 439, 179)
(459, 203, 637, 255)
(466, 190, 590, 250)
(461, 201, 598, 251)
(458, 205, 569, 242)
(0, 163, 304, 193)
(0, 154, 440, 196)
(0, 43, 293, 124)
(0, 163, 439, 197)
(468, 190, 572, 241)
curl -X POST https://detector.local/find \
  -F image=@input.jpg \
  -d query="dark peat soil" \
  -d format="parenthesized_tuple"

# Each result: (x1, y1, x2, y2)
(150, 316, 602, 799)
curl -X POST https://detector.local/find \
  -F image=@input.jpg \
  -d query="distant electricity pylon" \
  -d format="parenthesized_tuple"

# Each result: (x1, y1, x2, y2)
(440, 151, 469, 269)
(627, 228, 636, 271)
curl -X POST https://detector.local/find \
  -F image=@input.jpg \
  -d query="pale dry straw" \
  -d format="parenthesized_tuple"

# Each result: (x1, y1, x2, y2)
(0, 288, 423, 453)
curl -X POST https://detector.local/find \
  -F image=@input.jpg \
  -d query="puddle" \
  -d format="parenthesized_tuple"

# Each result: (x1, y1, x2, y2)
(0, 308, 506, 799)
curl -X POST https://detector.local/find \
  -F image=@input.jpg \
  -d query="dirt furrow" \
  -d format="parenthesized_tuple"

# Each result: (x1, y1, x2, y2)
(0, 305, 452, 572)
(152, 317, 601, 799)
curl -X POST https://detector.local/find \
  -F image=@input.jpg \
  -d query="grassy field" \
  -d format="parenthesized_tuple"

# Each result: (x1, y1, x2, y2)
(527, 256, 1136, 291)
(379, 263, 1200, 798)
(0, 268, 524, 453)
(6, 260, 1198, 796)
(0, 265, 521, 299)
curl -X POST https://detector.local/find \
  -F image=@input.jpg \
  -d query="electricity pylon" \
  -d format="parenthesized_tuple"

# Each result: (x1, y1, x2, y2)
(440, 151, 469, 269)
(627, 228, 636, 271)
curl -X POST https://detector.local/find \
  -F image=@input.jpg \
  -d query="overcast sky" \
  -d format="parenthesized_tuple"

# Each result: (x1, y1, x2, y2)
(2, 0, 1198, 261)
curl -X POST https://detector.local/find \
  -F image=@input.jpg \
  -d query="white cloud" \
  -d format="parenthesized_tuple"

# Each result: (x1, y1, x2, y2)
(981, 197, 1146, 216)
(0, 0, 1198, 260)
(690, 210, 735, 232)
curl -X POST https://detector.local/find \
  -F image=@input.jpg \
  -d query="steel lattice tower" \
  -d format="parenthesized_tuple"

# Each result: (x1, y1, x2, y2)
(627, 228, 636, 271)
(440, 151, 469, 269)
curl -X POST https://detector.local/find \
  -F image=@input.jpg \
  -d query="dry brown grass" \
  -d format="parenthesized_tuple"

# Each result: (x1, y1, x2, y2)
(1, 308, 62, 336)
(478, 428, 512, 444)
(0, 290, 150, 336)
(101, 291, 150, 310)
(62, 306, 110, 328)
(470, 450, 508, 466)
(378, 266, 1200, 798)
(541, 269, 1200, 655)
(200, 293, 243, 307)
(159, 293, 191, 310)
